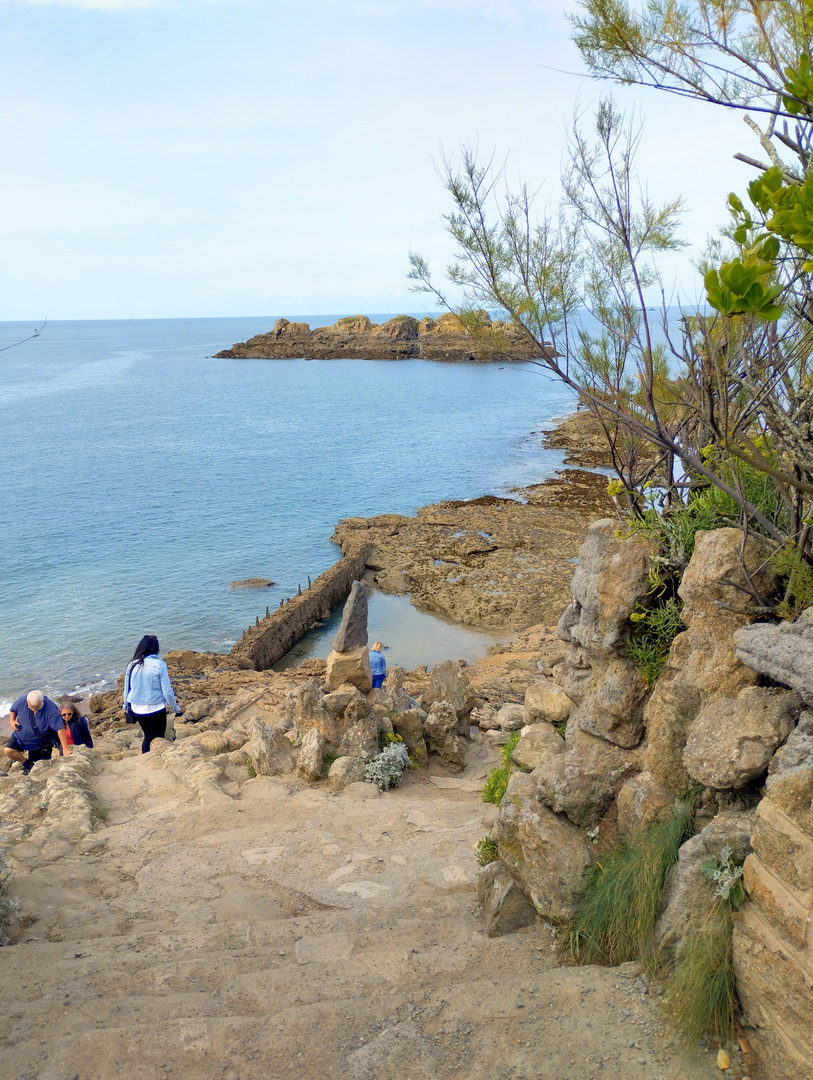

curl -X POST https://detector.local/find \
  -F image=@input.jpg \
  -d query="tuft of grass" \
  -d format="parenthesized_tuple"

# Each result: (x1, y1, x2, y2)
(475, 836, 499, 866)
(482, 731, 522, 805)
(627, 595, 686, 689)
(245, 759, 257, 779)
(554, 718, 568, 739)
(569, 800, 695, 968)
(661, 898, 737, 1047)
(91, 800, 109, 823)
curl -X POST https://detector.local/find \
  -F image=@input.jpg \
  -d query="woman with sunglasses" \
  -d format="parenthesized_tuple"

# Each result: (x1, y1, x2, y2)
(55, 698, 94, 752)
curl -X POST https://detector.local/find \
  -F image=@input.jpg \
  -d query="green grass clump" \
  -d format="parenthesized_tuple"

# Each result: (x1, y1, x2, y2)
(661, 899, 737, 1046)
(245, 759, 257, 779)
(475, 837, 499, 866)
(481, 730, 522, 805)
(569, 800, 695, 968)
(627, 595, 686, 689)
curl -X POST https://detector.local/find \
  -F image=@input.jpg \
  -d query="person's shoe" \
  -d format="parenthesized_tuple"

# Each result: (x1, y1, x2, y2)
(21, 761, 33, 776)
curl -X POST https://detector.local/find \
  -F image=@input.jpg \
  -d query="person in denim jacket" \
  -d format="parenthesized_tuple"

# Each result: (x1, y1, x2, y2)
(123, 635, 185, 753)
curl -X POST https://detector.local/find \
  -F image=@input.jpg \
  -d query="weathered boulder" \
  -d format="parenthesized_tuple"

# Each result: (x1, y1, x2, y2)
(523, 679, 571, 726)
(615, 771, 676, 836)
(493, 772, 596, 920)
(735, 606, 813, 706)
(331, 580, 368, 652)
(286, 679, 337, 744)
(327, 756, 367, 791)
(420, 660, 475, 731)
(642, 528, 777, 794)
(423, 701, 464, 768)
(767, 711, 813, 788)
(325, 646, 372, 694)
(297, 728, 326, 782)
(391, 708, 428, 767)
(534, 728, 629, 828)
(323, 685, 365, 718)
(244, 720, 296, 776)
(477, 860, 538, 936)
(496, 703, 525, 731)
(733, 763, 813, 1078)
(510, 725, 566, 773)
(683, 687, 801, 789)
(336, 708, 380, 759)
(557, 520, 652, 749)
(655, 809, 756, 953)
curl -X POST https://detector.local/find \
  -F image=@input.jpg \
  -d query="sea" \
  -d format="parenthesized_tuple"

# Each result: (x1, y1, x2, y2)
(0, 314, 577, 712)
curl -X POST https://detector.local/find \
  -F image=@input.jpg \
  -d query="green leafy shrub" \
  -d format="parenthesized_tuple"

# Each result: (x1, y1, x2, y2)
(475, 837, 499, 866)
(245, 759, 257, 779)
(569, 800, 695, 968)
(365, 742, 411, 791)
(627, 595, 686, 689)
(772, 542, 813, 620)
(482, 731, 521, 805)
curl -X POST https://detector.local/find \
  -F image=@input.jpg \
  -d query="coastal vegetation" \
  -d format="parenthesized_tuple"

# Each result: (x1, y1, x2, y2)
(410, 0, 813, 589)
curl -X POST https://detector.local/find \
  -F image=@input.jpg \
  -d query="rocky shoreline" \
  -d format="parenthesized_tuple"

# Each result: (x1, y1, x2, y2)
(3, 405, 812, 1078)
(214, 313, 548, 363)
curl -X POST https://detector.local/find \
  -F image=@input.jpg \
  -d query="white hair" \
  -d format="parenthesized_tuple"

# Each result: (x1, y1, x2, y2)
(27, 690, 44, 711)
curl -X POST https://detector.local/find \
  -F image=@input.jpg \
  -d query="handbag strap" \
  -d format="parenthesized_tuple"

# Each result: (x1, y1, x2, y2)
(125, 662, 132, 705)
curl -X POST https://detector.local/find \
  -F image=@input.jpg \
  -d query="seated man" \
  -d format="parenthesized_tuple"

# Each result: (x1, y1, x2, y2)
(4, 690, 69, 775)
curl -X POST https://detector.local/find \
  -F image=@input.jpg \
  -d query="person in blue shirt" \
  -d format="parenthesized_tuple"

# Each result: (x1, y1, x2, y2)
(370, 641, 387, 689)
(123, 634, 185, 753)
(4, 691, 69, 774)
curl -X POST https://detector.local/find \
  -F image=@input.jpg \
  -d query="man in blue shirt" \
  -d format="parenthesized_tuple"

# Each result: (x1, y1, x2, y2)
(4, 691, 69, 775)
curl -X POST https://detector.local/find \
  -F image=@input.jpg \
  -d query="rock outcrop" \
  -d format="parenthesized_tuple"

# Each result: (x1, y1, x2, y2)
(215, 313, 547, 363)
(556, 519, 652, 749)
(334, 469, 613, 630)
(641, 528, 777, 794)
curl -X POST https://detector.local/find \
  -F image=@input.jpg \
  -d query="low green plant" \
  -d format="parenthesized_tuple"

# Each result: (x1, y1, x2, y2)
(378, 730, 404, 751)
(554, 718, 568, 739)
(772, 542, 813, 620)
(661, 897, 738, 1046)
(365, 741, 411, 791)
(91, 800, 109, 824)
(475, 836, 499, 866)
(627, 594, 686, 689)
(481, 730, 521, 805)
(245, 758, 257, 779)
(569, 800, 695, 968)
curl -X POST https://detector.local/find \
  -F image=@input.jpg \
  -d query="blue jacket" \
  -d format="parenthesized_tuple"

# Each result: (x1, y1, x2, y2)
(64, 715, 93, 750)
(369, 649, 387, 677)
(123, 655, 180, 714)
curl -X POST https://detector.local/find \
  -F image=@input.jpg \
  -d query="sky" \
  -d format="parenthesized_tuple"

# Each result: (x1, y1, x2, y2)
(0, 0, 755, 320)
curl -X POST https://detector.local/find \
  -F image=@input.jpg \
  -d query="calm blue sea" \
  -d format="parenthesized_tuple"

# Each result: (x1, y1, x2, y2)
(0, 315, 576, 710)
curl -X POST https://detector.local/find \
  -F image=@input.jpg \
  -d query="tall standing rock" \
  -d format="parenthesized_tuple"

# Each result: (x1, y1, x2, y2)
(325, 581, 372, 692)
(556, 519, 652, 749)
(641, 528, 777, 794)
(331, 580, 368, 651)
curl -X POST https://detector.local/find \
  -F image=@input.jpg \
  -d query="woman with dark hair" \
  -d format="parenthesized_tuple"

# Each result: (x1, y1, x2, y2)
(56, 698, 93, 752)
(123, 635, 185, 753)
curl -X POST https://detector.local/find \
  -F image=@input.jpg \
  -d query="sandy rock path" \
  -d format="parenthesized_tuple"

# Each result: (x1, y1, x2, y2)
(1, 745, 718, 1080)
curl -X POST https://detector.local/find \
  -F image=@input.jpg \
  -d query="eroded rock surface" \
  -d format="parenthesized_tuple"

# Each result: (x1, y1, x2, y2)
(557, 519, 652, 749)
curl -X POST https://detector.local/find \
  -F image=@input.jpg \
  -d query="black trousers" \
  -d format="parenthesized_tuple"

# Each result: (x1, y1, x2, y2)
(136, 708, 167, 753)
